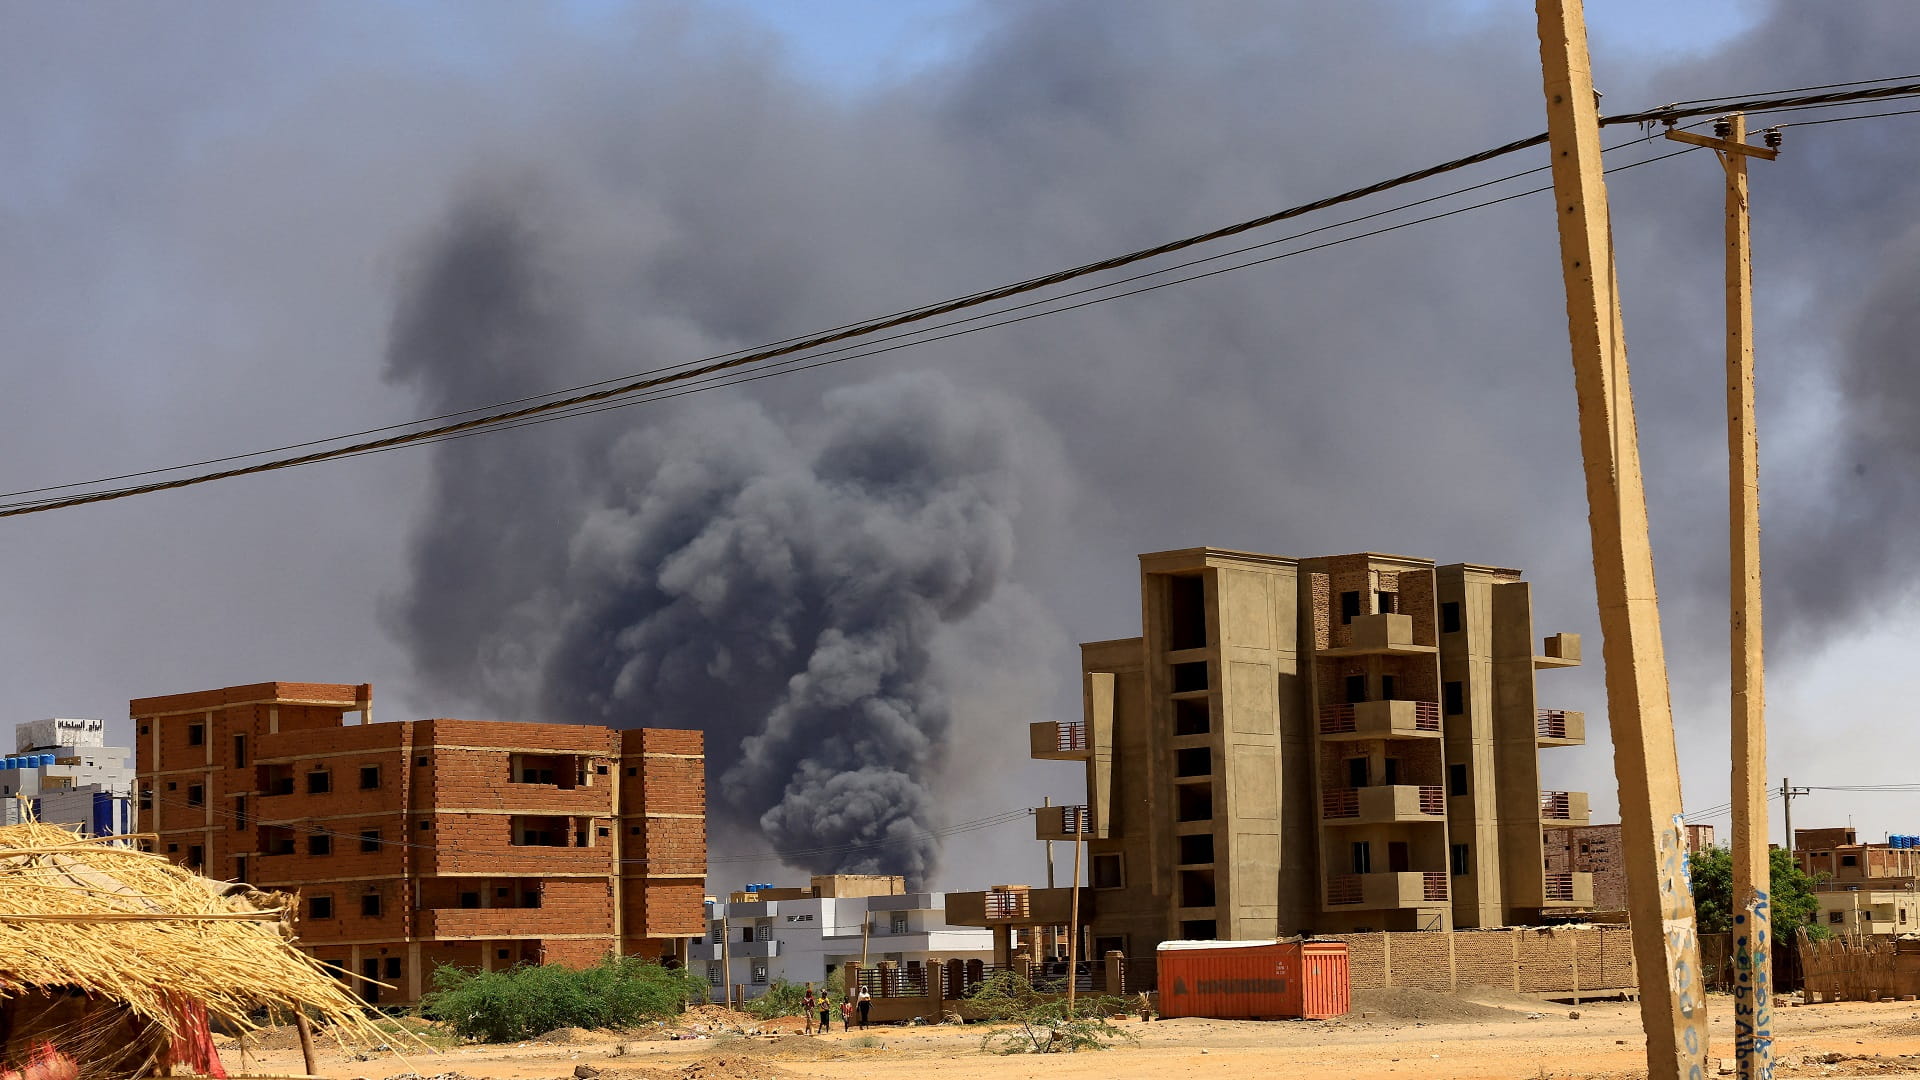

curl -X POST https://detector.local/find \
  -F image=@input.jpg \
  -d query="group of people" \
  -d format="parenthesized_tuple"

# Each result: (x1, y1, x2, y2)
(800, 984, 873, 1033)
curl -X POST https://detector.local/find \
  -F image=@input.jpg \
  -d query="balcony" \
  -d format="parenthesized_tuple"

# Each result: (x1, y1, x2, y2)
(1326, 871, 1449, 909)
(701, 939, 780, 960)
(421, 906, 564, 940)
(1320, 613, 1438, 657)
(1029, 720, 1090, 761)
(1535, 632, 1582, 670)
(1321, 785, 1447, 825)
(1539, 790, 1591, 826)
(943, 886, 1084, 926)
(1535, 709, 1586, 747)
(1542, 872, 1595, 908)
(1034, 804, 1092, 841)
(1319, 700, 1443, 741)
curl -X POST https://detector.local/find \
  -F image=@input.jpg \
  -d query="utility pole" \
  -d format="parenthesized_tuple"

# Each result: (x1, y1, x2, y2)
(1667, 111, 1780, 1080)
(1043, 796, 1055, 889)
(1781, 777, 1809, 852)
(1065, 805, 1084, 1018)
(1535, 4, 1706, 1078)
(720, 912, 732, 1009)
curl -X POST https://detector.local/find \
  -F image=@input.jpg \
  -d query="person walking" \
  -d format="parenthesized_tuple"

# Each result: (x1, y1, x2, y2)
(817, 992, 834, 1035)
(857, 986, 873, 1029)
(801, 986, 817, 1035)
(840, 996, 855, 1033)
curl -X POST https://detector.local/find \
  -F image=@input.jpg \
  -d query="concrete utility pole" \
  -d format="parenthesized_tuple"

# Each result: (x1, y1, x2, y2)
(1534, 4, 1707, 1078)
(1043, 796, 1056, 890)
(1781, 778, 1809, 852)
(1668, 111, 1780, 1080)
(1065, 817, 1083, 1017)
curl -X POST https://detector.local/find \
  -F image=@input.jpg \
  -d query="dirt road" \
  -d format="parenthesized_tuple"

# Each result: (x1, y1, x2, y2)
(231, 991, 1920, 1080)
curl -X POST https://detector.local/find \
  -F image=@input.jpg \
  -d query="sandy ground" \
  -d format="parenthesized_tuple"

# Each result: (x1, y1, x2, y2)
(224, 992, 1920, 1080)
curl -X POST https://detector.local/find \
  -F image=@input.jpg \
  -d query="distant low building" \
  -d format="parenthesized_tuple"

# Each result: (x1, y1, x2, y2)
(0, 718, 133, 842)
(1543, 822, 1715, 913)
(1795, 828, 1920, 886)
(701, 874, 992, 999)
(1816, 882, 1920, 937)
(1792, 827, 1920, 938)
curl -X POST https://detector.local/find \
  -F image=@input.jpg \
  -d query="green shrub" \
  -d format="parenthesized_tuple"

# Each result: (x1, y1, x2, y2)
(964, 969, 1135, 1054)
(744, 979, 811, 1019)
(420, 955, 705, 1043)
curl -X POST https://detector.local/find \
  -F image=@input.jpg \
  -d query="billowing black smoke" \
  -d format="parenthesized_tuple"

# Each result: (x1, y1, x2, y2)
(384, 196, 1040, 878)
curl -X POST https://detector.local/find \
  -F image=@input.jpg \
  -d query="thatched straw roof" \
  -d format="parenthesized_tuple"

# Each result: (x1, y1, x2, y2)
(0, 822, 382, 1043)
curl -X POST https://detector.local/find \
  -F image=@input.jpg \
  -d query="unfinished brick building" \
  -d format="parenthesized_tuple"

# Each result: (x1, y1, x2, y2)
(1544, 822, 1714, 912)
(132, 681, 705, 1005)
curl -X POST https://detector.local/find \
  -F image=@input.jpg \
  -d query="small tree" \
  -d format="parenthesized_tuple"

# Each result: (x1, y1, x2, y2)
(744, 979, 810, 1019)
(1690, 844, 1829, 942)
(964, 970, 1136, 1055)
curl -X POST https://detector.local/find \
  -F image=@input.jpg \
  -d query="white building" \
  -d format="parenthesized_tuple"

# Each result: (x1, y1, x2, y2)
(701, 875, 992, 999)
(0, 719, 133, 842)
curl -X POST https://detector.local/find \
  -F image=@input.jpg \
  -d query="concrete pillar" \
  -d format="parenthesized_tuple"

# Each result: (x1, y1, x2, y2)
(1103, 950, 1126, 996)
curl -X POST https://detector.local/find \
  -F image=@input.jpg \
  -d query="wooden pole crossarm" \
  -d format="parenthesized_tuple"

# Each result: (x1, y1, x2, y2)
(1662, 128, 1779, 160)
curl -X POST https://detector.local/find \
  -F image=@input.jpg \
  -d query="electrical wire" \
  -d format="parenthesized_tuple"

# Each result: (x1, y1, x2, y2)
(0, 119, 1709, 506)
(6, 78, 1920, 519)
(1777, 105, 1920, 128)
(0, 139, 1708, 502)
(1660, 73, 1920, 109)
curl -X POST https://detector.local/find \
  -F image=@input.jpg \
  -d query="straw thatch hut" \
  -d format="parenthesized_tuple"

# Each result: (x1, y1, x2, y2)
(0, 821, 386, 1077)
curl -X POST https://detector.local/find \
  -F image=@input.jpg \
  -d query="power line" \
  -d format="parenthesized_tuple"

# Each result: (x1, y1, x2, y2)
(0, 137, 1707, 506)
(326, 144, 1704, 463)
(7, 78, 1919, 519)
(1661, 72, 1920, 109)
(1777, 105, 1920, 128)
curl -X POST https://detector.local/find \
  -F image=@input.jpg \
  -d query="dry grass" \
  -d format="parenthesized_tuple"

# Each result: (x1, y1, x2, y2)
(0, 822, 387, 1045)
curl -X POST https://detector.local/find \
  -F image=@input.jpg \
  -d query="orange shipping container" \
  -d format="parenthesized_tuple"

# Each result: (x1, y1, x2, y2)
(1155, 939, 1350, 1020)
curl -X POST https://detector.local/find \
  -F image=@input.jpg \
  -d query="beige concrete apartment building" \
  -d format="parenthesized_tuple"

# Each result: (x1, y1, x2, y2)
(1012, 548, 1591, 956)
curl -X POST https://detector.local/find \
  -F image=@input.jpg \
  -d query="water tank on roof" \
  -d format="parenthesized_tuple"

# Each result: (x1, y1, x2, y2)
(37, 754, 52, 768)
(2, 758, 16, 771)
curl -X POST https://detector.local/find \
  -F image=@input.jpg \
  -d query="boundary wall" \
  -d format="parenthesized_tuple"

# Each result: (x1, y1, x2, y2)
(1327, 926, 1635, 999)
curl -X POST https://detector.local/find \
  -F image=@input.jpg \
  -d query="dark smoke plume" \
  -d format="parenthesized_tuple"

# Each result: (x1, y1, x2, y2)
(384, 199, 1044, 878)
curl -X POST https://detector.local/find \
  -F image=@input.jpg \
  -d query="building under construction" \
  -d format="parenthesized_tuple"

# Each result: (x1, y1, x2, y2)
(132, 681, 706, 1004)
(955, 548, 1590, 960)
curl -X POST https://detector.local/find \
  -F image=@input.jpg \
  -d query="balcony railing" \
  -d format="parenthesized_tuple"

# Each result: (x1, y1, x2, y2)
(1322, 785, 1446, 822)
(1544, 873, 1577, 902)
(1540, 791, 1575, 820)
(1319, 704, 1357, 734)
(1318, 700, 1443, 737)
(1030, 720, 1092, 760)
(1327, 875, 1364, 905)
(1061, 805, 1089, 834)
(984, 889, 1030, 920)
(1327, 871, 1449, 907)
(1536, 710, 1571, 739)
(1323, 789, 1360, 818)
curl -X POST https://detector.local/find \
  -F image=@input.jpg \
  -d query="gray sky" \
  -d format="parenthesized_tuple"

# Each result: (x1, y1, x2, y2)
(4, 0, 1918, 890)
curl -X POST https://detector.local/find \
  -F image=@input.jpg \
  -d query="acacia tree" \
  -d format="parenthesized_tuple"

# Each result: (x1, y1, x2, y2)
(965, 970, 1137, 1055)
(1689, 845, 1827, 941)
